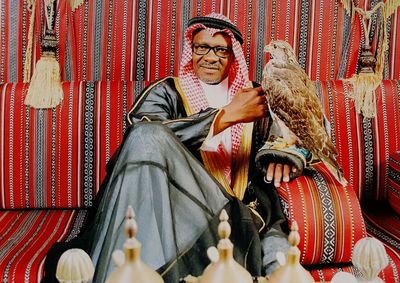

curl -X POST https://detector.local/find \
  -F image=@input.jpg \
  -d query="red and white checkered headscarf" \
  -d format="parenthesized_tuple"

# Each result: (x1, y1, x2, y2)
(178, 13, 250, 160)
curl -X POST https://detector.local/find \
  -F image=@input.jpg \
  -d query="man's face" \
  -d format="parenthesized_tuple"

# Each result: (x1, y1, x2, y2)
(192, 29, 234, 84)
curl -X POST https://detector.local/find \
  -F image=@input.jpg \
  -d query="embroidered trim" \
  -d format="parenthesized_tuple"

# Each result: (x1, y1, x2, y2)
(175, 78, 252, 200)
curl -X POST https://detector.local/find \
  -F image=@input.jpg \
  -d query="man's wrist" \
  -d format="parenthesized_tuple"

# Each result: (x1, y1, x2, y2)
(213, 107, 234, 135)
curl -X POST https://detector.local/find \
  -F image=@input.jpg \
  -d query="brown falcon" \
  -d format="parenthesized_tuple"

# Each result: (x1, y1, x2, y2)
(262, 40, 347, 185)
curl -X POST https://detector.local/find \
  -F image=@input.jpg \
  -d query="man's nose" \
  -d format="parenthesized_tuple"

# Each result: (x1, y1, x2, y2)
(203, 50, 219, 61)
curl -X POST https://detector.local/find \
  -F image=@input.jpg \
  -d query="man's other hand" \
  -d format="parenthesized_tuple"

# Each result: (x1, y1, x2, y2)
(265, 163, 297, 187)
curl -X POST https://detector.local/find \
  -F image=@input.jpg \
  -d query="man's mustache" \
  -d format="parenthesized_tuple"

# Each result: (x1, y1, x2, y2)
(199, 63, 220, 70)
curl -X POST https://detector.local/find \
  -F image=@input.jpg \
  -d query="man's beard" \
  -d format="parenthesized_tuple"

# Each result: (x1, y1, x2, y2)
(199, 64, 223, 84)
(201, 78, 222, 84)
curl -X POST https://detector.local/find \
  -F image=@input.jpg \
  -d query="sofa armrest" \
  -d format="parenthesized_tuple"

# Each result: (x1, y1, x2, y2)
(276, 162, 367, 265)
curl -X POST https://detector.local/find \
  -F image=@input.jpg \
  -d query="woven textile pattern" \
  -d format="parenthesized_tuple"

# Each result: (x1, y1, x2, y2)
(1, 0, 400, 83)
(278, 162, 367, 265)
(0, 209, 87, 283)
(0, 1, 399, 281)
(315, 80, 400, 202)
(308, 237, 400, 282)
(0, 81, 144, 209)
(388, 153, 400, 214)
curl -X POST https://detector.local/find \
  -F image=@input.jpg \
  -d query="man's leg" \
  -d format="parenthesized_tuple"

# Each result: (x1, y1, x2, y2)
(90, 122, 231, 282)
(261, 223, 290, 275)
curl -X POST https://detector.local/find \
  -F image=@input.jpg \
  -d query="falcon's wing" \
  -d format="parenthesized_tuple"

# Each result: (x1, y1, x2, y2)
(263, 63, 336, 158)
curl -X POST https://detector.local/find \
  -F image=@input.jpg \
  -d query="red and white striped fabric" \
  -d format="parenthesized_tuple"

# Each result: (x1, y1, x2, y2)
(387, 152, 400, 214)
(278, 162, 367, 265)
(315, 80, 400, 202)
(277, 79, 400, 271)
(1, 1, 399, 84)
(308, 235, 400, 282)
(0, 81, 145, 209)
(0, 209, 87, 282)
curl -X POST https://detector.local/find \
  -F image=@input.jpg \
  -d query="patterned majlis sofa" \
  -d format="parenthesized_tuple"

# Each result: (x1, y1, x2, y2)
(0, 0, 399, 282)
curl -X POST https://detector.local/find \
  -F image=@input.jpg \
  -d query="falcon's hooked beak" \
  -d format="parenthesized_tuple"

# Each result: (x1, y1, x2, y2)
(264, 42, 278, 60)
(263, 43, 275, 55)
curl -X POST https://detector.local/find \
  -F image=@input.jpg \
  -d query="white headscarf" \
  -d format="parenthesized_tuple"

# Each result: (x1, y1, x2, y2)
(178, 13, 250, 162)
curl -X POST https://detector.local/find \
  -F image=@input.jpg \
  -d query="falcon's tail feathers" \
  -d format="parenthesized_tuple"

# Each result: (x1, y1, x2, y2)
(321, 156, 348, 186)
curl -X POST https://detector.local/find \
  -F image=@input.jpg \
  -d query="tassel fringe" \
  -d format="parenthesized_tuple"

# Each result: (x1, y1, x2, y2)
(346, 72, 381, 118)
(346, 0, 400, 118)
(24, 52, 63, 109)
(70, 0, 85, 11)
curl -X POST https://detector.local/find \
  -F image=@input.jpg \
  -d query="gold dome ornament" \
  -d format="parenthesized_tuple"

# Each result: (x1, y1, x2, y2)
(198, 209, 253, 283)
(56, 248, 94, 283)
(265, 221, 315, 283)
(352, 237, 389, 282)
(105, 206, 164, 283)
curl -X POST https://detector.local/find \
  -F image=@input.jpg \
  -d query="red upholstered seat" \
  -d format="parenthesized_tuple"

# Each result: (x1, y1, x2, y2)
(0, 81, 145, 281)
(0, 209, 87, 282)
(0, 81, 143, 209)
(277, 162, 367, 265)
(308, 238, 400, 282)
(277, 80, 400, 281)
(388, 153, 400, 214)
(0, 1, 399, 282)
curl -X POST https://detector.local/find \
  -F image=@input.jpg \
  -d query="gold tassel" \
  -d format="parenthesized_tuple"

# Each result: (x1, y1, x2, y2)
(346, 72, 381, 118)
(24, 51, 63, 109)
(69, 0, 85, 11)
(346, 1, 400, 118)
(383, 0, 400, 19)
(340, 0, 356, 20)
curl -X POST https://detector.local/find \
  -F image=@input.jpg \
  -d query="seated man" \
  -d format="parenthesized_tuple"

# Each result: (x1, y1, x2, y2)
(43, 13, 308, 283)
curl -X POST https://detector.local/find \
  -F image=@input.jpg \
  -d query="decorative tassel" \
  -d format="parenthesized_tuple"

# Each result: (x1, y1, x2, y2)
(24, 51, 63, 109)
(69, 0, 85, 11)
(340, 0, 356, 20)
(346, 72, 381, 118)
(342, 0, 400, 118)
(383, 0, 400, 20)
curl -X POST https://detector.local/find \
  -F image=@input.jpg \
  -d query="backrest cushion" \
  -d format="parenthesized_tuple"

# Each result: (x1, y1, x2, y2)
(316, 80, 400, 201)
(0, 81, 147, 209)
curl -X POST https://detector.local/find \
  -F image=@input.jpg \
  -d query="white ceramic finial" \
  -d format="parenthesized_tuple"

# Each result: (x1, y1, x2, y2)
(352, 237, 389, 282)
(56, 248, 94, 283)
(331, 271, 357, 283)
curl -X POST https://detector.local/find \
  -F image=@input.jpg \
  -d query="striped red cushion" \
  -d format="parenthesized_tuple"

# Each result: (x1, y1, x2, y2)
(0, 81, 145, 209)
(388, 152, 400, 214)
(308, 236, 400, 282)
(0, 209, 87, 282)
(316, 80, 400, 203)
(277, 162, 367, 265)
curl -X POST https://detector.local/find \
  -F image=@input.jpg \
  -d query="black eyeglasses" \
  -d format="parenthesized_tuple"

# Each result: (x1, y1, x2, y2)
(192, 44, 232, 58)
